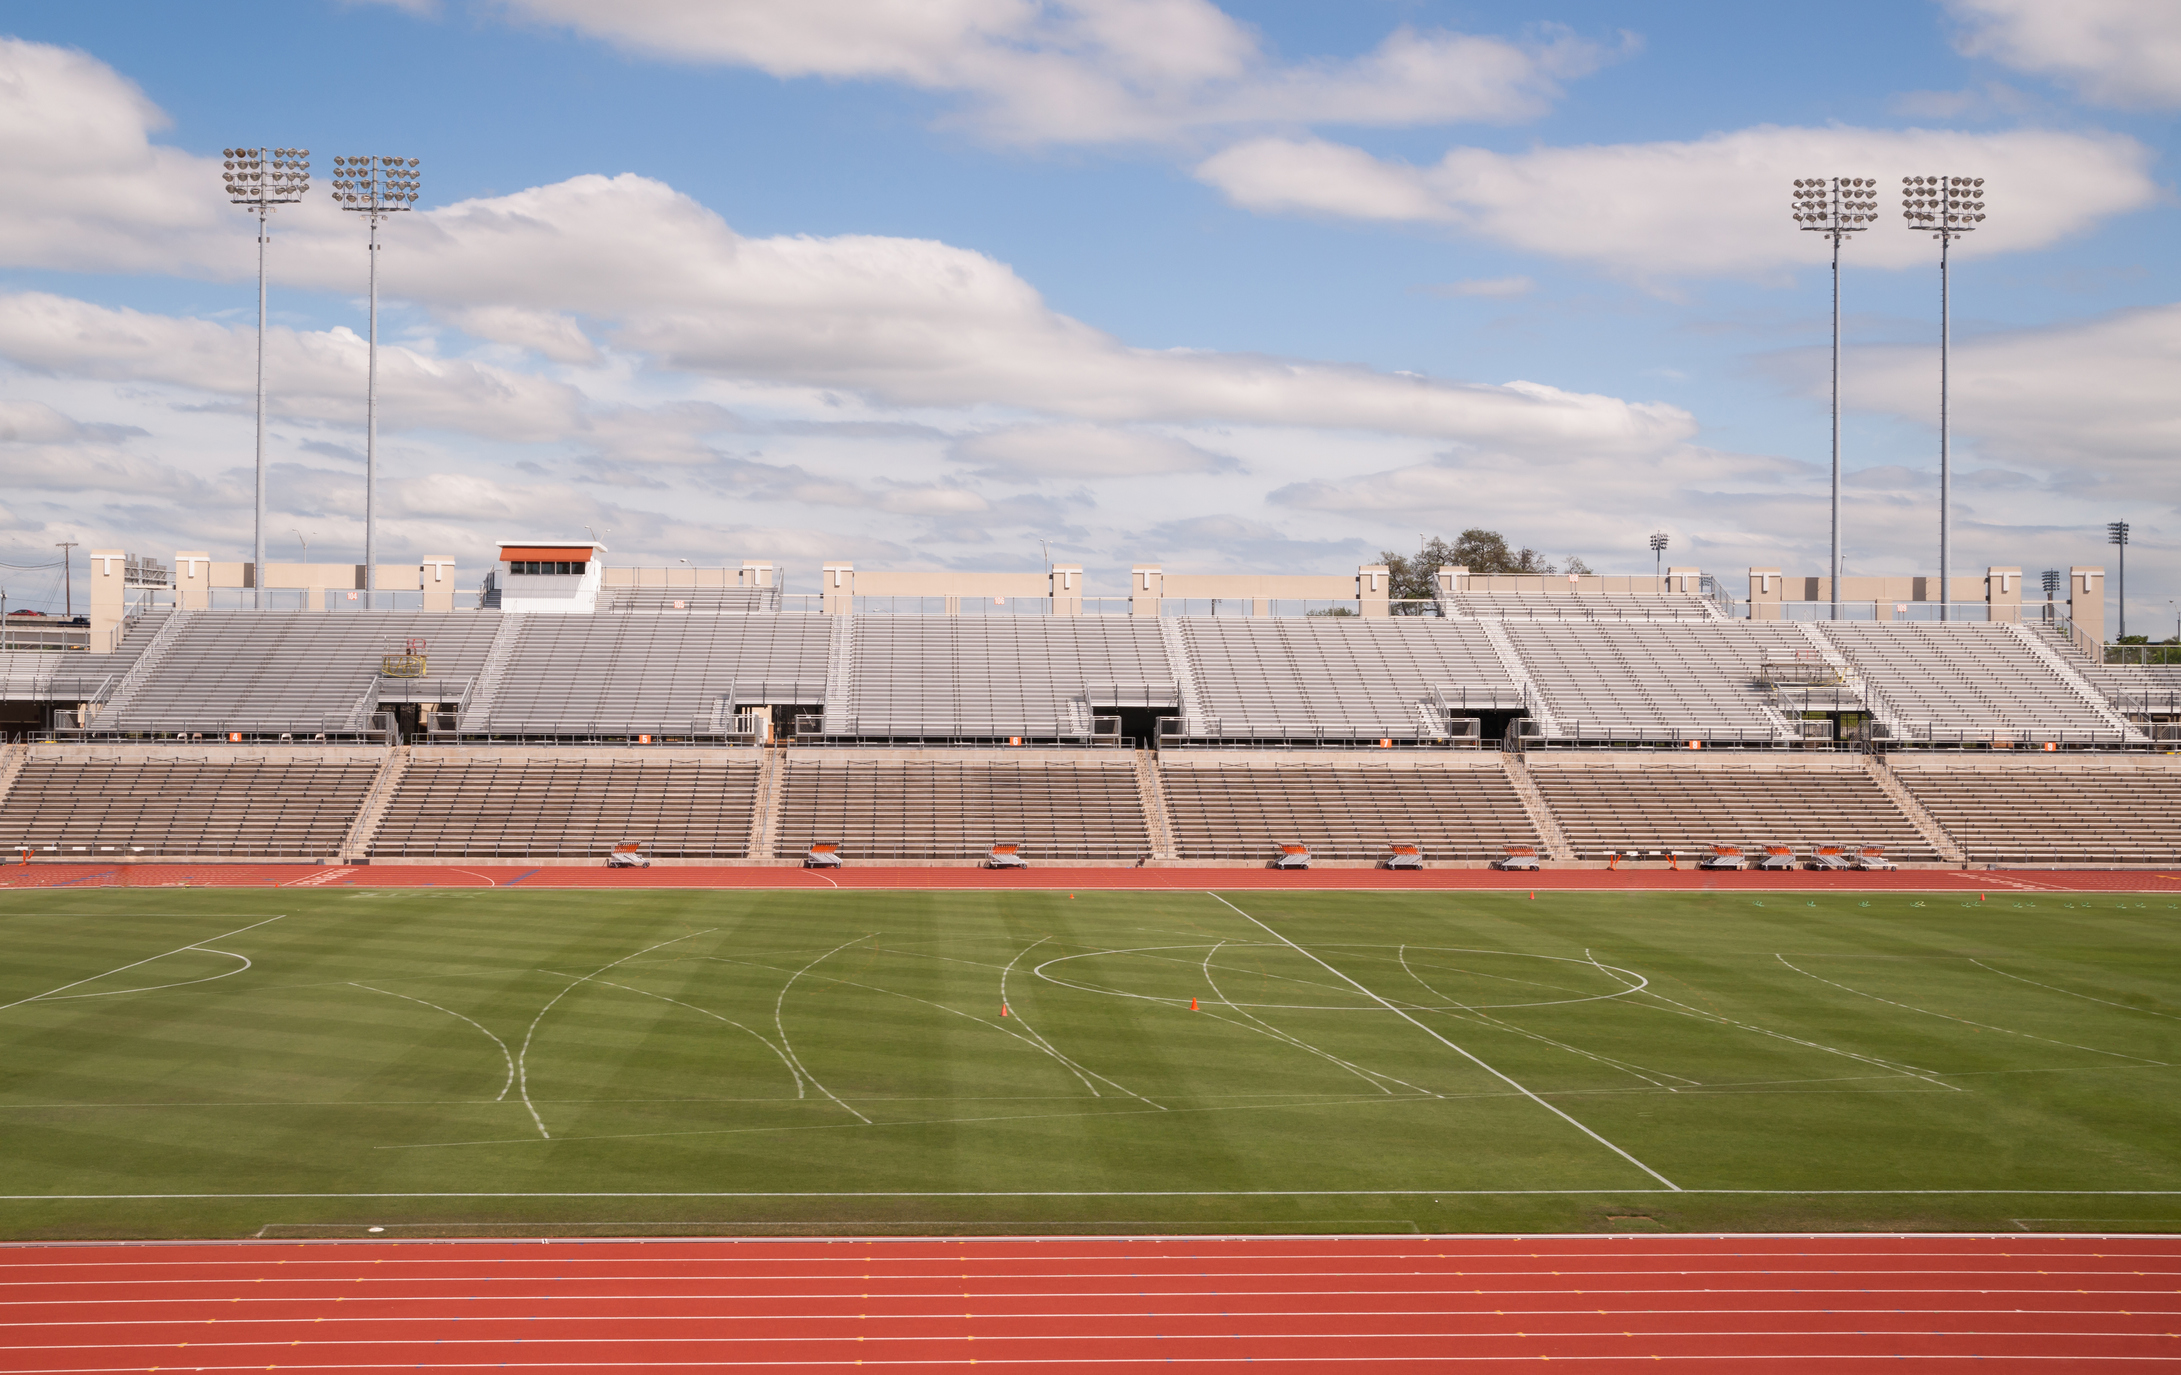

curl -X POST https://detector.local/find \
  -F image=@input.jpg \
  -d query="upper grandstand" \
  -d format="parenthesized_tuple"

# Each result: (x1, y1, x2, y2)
(0, 539, 2153, 751)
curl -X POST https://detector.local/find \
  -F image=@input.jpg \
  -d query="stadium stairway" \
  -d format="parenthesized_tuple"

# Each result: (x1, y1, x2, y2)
(1500, 754, 1577, 862)
(1863, 754, 1968, 863)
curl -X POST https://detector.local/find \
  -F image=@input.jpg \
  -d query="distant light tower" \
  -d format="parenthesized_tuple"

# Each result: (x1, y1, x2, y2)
(1649, 531, 1669, 585)
(2108, 521, 2130, 641)
(1901, 174, 1987, 621)
(221, 146, 311, 609)
(329, 154, 422, 606)
(1792, 176, 1877, 618)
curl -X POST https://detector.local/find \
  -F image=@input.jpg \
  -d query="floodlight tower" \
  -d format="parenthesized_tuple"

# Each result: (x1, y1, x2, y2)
(328, 154, 422, 606)
(1649, 531, 1668, 585)
(2108, 521, 2130, 642)
(1901, 174, 1987, 621)
(221, 145, 311, 608)
(1791, 176, 1877, 619)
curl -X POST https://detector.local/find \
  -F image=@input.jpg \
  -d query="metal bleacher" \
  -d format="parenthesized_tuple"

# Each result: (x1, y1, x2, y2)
(1823, 623, 2128, 741)
(0, 748, 383, 859)
(1524, 753, 1936, 862)
(468, 614, 832, 735)
(1157, 752, 1538, 860)
(776, 749, 1151, 859)
(96, 611, 502, 734)
(821, 617, 1173, 740)
(1175, 617, 1516, 740)
(369, 750, 761, 858)
(1888, 755, 2181, 865)
(594, 586, 781, 614)
(1449, 591, 1719, 621)
(1507, 622, 1815, 741)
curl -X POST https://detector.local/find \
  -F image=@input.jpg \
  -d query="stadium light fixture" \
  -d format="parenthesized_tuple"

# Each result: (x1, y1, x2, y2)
(1649, 531, 1668, 584)
(222, 146, 310, 608)
(1793, 176, 1876, 619)
(1901, 175, 1987, 621)
(2108, 520, 2129, 641)
(328, 154, 422, 606)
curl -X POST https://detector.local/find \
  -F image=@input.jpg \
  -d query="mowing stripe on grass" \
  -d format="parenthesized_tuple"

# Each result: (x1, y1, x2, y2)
(1206, 893, 1683, 1192)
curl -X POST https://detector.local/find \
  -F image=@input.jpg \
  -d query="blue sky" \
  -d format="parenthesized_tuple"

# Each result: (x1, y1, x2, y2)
(0, 0, 2174, 629)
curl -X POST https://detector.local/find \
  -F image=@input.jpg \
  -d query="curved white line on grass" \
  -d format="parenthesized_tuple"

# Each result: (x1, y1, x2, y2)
(517, 929, 718, 1139)
(1197, 941, 1439, 1098)
(589, 978, 805, 1097)
(1397, 946, 1691, 1092)
(997, 938, 1105, 1100)
(773, 937, 875, 1125)
(1584, 948, 1962, 1092)
(1775, 954, 2163, 1065)
(34, 946, 252, 1001)
(1035, 943, 1632, 1012)
(1969, 958, 2181, 1022)
(349, 983, 516, 1101)
(1208, 893, 1681, 1192)
(0, 915, 286, 1014)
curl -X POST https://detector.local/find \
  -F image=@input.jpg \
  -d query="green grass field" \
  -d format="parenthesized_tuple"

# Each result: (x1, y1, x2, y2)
(3, 886, 2180, 1239)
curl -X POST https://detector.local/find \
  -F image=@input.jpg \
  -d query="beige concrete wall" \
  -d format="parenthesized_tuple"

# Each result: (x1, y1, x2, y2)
(2070, 566, 2106, 644)
(1446, 568, 1686, 595)
(603, 562, 776, 590)
(1127, 565, 1391, 617)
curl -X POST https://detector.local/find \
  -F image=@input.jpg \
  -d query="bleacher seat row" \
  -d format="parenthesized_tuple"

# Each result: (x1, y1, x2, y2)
(2, 745, 2173, 866)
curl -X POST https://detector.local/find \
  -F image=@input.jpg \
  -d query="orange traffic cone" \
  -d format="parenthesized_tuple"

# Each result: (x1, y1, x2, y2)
(1001, 1004, 1011, 1017)
(1189, 997, 1199, 1011)
(1529, 891, 1535, 900)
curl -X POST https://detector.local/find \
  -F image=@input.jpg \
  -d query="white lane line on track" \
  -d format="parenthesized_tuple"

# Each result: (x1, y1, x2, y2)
(349, 984, 518, 1101)
(1969, 958, 2181, 1023)
(771, 937, 873, 1124)
(1207, 893, 1682, 1192)
(0, 916, 286, 1014)
(1775, 955, 2164, 1064)
(516, 930, 718, 1138)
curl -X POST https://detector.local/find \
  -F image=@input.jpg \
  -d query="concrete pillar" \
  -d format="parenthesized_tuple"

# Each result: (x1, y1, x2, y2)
(1357, 564, 1390, 617)
(738, 561, 774, 589)
(421, 555, 456, 611)
(1748, 567, 1783, 621)
(1050, 564, 1083, 616)
(1985, 566, 2021, 624)
(87, 549, 126, 649)
(1666, 565, 1701, 596)
(175, 550, 212, 610)
(2069, 566, 2105, 645)
(822, 562, 854, 616)
(1130, 565, 1163, 617)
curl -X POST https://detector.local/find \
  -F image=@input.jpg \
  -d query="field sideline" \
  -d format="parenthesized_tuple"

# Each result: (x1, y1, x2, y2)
(1, 885, 2177, 1241)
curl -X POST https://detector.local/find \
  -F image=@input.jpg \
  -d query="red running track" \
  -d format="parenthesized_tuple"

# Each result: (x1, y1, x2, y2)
(5, 863, 2181, 893)
(0, 1234, 2174, 1371)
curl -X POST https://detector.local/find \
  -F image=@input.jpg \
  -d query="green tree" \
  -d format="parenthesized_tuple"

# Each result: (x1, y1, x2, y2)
(1379, 530, 1594, 609)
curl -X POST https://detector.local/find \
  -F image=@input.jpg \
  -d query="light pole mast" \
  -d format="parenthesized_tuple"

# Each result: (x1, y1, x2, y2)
(329, 154, 422, 607)
(1901, 175, 1986, 621)
(1792, 176, 1876, 619)
(2108, 521, 2130, 642)
(220, 146, 310, 609)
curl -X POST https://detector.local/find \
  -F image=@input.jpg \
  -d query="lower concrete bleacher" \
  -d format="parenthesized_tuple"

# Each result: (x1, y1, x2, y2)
(369, 749, 760, 858)
(1523, 752, 1936, 861)
(1157, 753, 1536, 860)
(1888, 755, 2181, 865)
(0, 746, 381, 859)
(776, 749, 1150, 859)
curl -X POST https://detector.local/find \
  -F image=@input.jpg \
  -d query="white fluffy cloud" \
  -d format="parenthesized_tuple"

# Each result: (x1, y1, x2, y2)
(1945, 0, 2181, 108)
(1195, 125, 2156, 277)
(951, 422, 1235, 477)
(451, 0, 1621, 143)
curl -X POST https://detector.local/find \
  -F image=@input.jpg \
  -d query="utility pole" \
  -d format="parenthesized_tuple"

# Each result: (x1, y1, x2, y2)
(55, 542, 78, 618)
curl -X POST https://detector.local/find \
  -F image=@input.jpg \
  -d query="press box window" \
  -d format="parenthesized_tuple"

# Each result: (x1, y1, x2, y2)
(509, 560, 587, 575)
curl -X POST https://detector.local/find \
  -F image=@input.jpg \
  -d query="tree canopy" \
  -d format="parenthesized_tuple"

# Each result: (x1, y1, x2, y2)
(1379, 530, 1593, 603)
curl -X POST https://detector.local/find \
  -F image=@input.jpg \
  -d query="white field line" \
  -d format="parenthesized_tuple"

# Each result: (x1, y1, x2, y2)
(1207, 893, 1681, 1192)
(996, 938, 1145, 1105)
(30, 947, 250, 1002)
(1583, 949, 1964, 1093)
(1774, 955, 2165, 1065)
(348, 984, 516, 1101)
(1969, 959, 2181, 1023)
(771, 937, 874, 1125)
(714, 952, 1166, 1112)
(1394, 947, 1693, 1092)
(588, 980, 805, 1098)
(1197, 941, 1438, 1099)
(516, 930, 719, 1139)
(0, 915, 286, 1014)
